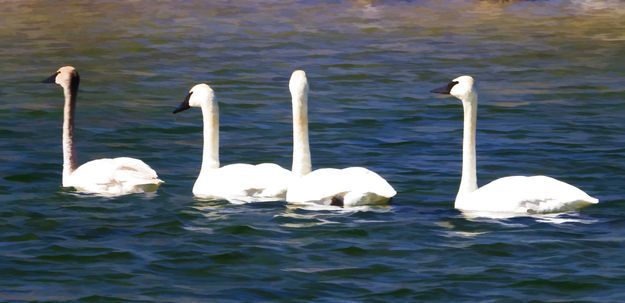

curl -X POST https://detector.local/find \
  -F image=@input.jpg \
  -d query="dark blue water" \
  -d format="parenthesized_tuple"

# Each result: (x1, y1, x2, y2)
(2, 1, 625, 301)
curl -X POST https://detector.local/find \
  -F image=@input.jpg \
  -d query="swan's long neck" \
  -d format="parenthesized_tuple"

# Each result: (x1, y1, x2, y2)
(292, 91, 312, 176)
(62, 85, 78, 186)
(199, 100, 220, 175)
(456, 91, 478, 203)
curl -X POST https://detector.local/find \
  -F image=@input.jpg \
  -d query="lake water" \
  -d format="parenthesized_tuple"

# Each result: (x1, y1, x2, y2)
(2, 0, 625, 301)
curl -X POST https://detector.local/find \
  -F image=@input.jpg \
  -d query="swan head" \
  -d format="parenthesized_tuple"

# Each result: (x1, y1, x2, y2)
(42, 66, 80, 92)
(173, 83, 215, 114)
(289, 70, 309, 98)
(431, 75, 475, 101)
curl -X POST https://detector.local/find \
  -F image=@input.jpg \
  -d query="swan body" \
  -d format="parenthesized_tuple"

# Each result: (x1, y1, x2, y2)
(192, 163, 293, 203)
(43, 66, 162, 196)
(66, 157, 161, 195)
(458, 176, 598, 213)
(287, 167, 396, 207)
(285, 70, 396, 207)
(173, 83, 292, 203)
(431, 75, 597, 214)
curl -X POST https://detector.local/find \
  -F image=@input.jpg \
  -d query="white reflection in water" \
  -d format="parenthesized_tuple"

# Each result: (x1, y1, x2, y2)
(183, 225, 214, 234)
(436, 220, 490, 238)
(284, 202, 392, 213)
(275, 203, 392, 228)
(534, 212, 598, 225)
(460, 209, 597, 225)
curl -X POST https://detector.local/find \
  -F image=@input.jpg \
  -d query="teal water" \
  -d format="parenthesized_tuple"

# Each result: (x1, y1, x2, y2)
(2, 0, 625, 301)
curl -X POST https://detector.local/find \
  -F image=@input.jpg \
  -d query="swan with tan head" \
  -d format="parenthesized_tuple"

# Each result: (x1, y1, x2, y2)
(172, 83, 292, 203)
(285, 70, 396, 208)
(431, 75, 598, 214)
(42, 66, 162, 196)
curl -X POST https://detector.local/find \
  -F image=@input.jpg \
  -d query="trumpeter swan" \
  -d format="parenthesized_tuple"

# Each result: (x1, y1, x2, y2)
(431, 75, 598, 214)
(285, 70, 396, 208)
(172, 83, 292, 203)
(42, 66, 162, 196)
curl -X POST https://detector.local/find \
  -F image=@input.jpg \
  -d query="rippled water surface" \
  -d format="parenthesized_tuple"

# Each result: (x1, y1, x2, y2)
(2, 0, 625, 301)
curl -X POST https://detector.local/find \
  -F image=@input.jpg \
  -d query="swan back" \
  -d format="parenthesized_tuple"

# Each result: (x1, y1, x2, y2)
(68, 157, 163, 196)
(193, 163, 293, 203)
(286, 167, 396, 207)
(458, 175, 598, 213)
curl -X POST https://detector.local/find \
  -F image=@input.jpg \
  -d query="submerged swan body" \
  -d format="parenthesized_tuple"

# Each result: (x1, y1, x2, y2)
(43, 66, 162, 196)
(285, 70, 396, 207)
(173, 84, 292, 203)
(431, 75, 598, 214)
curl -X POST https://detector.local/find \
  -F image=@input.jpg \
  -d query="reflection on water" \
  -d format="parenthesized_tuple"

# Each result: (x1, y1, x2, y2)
(533, 212, 598, 225)
(457, 209, 599, 224)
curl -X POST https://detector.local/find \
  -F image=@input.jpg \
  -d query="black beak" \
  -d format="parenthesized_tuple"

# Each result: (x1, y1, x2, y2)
(173, 92, 193, 114)
(42, 72, 59, 84)
(430, 81, 458, 95)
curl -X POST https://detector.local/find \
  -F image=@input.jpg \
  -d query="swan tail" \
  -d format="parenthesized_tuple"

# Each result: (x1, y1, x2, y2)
(112, 167, 163, 194)
(524, 196, 599, 214)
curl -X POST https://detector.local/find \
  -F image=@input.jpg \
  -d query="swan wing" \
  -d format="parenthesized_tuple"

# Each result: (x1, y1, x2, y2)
(193, 163, 292, 203)
(286, 167, 396, 207)
(68, 157, 162, 195)
(251, 163, 294, 198)
(461, 175, 598, 213)
(341, 167, 397, 198)
(109, 157, 163, 189)
(286, 168, 348, 204)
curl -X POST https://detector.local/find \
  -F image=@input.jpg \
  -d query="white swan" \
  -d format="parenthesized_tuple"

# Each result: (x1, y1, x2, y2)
(431, 75, 598, 214)
(172, 83, 292, 203)
(285, 70, 397, 208)
(42, 66, 163, 196)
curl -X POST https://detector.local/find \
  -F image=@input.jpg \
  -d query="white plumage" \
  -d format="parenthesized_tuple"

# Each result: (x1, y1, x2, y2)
(192, 163, 293, 203)
(287, 167, 396, 207)
(285, 70, 396, 207)
(173, 84, 292, 203)
(66, 157, 161, 196)
(431, 75, 597, 214)
(43, 66, 162, 196)
(457, 176, 598, 213)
